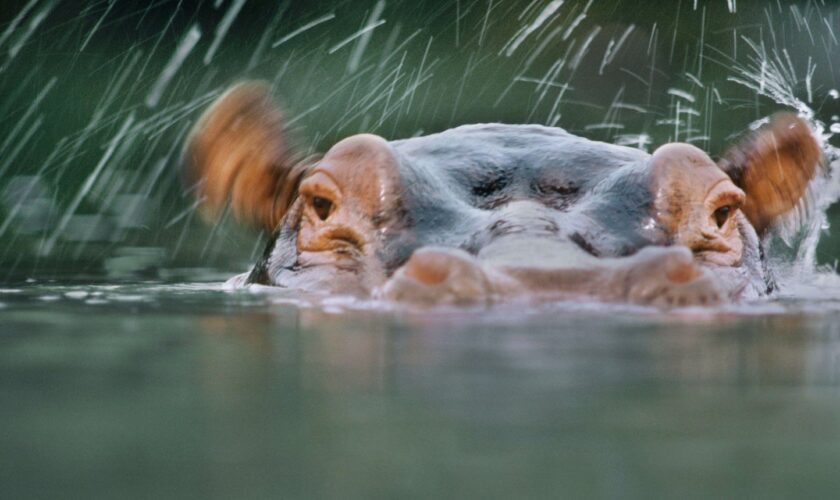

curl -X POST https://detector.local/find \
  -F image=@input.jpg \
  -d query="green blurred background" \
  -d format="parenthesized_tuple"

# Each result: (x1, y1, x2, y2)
(1, 0, 838, 282)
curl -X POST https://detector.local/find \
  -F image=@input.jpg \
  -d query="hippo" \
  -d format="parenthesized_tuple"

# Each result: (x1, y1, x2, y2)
(183, 81, 821, 307)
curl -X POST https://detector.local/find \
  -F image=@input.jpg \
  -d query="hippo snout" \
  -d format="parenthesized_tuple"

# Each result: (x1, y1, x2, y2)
(379, 245, 728, 308)
(378, 247, 500, 305)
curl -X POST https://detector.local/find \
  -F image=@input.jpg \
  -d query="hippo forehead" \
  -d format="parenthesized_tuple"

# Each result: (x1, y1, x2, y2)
(359, 124, 661, 264)
(390, 123, 649, 192)
(388, 124, 650, 215)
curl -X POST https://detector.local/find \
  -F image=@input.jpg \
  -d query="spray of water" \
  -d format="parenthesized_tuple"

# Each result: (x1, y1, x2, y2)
(723, 17, 840, 301)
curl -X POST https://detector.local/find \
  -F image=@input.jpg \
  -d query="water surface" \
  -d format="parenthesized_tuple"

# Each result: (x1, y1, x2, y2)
(3, 282, 840, 499)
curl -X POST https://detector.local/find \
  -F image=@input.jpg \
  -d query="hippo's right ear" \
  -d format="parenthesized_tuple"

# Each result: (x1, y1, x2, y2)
(182, 81, 311, 232)
(718, 113, 822, 235)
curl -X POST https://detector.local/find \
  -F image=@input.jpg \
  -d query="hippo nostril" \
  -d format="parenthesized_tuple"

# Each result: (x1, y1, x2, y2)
(403, 251, 454, 285)
(664, 256, 700, 284)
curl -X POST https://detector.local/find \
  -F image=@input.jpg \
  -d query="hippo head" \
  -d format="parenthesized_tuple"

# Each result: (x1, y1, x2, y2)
(184, 82, 821, 307)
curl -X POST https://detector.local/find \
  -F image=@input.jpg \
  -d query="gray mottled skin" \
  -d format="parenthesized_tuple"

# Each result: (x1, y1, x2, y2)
(240, 123, 770, 300)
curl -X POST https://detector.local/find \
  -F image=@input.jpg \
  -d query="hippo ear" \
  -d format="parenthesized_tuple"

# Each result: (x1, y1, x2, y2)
(718, 113, 822, 235)
(183, 81, 311, 232)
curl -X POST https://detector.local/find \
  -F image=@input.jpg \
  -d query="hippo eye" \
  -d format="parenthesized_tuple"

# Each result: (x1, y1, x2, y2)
(713, 205, 731, 228)
(312, 196, 333, 221)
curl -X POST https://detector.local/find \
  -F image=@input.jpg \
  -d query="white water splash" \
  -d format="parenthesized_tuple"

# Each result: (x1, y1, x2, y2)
(344, 0, 387, 73)
(727, 33, 840, 295)
(203, 0, 248, 65)
(42, 113, 137, 255)
(145, 24, 202, 108)
(7, 0, 55, 61)
(273, 13, 336, 48)
(505, 0, 564, 57)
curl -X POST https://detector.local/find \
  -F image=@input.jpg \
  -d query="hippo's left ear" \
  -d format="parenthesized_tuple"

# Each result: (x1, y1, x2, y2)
(718, 113, 822, 235)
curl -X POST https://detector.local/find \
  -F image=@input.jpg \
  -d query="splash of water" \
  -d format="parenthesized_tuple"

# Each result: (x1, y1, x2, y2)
(727, 31, 840, 298)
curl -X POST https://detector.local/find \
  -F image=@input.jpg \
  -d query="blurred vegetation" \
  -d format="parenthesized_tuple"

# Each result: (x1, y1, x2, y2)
(0, 0, 838, 282)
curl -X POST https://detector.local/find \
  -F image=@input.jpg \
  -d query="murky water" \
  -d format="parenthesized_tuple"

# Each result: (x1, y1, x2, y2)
(3, 282, 840, 498)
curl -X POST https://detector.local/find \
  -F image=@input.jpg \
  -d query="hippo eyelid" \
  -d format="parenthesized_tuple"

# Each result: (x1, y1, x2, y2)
(299, 171, 342, 202)
(705, 177, 745, 203)
(706, 179, 745, 210)
(299, 172, 342, 221)
(707, 188, 743, 230)
(708, 190, 744, 211)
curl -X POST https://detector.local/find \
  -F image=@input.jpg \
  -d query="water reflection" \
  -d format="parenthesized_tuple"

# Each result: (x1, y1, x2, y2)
(3, 286, 840, 497)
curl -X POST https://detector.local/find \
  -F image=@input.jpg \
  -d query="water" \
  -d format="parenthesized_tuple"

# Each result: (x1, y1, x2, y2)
(5, 1, 840, 497)
(2, 283, 840, 498)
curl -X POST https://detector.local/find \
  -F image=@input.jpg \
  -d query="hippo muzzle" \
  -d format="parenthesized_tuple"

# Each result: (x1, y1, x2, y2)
(184, 82, 821, 308)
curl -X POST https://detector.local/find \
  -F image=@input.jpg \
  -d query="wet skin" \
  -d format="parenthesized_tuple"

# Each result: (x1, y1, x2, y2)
(184, 82, 821, 307)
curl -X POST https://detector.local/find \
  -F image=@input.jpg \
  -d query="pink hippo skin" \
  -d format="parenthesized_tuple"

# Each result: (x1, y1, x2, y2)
(183, 82, 822, 308)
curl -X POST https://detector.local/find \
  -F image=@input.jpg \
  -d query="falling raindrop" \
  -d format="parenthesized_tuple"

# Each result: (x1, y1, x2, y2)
(145, 25, 202, 108)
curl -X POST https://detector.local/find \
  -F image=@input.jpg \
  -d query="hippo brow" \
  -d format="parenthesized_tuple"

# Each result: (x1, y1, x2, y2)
(274, 154, 320, 227)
